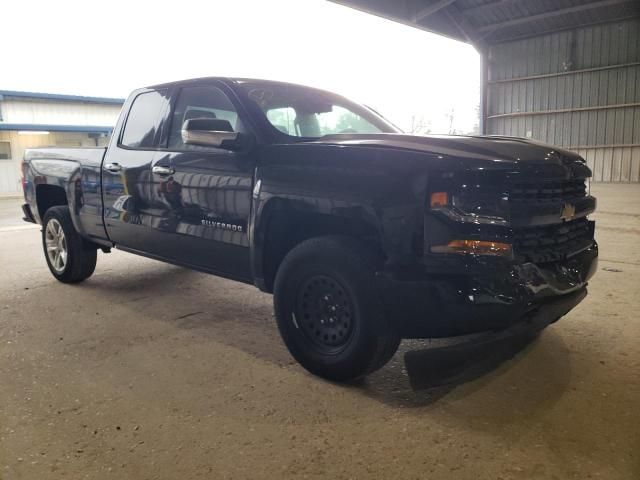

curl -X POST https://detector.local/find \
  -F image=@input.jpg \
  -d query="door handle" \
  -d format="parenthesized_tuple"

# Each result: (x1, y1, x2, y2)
(152, 165, 175, 176)
(104, 162, 122, 173)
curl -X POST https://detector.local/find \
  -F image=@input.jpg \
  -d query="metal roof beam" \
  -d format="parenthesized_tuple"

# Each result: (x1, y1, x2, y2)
(488, 13, 640, 42)
(445, 3, 485, 48)
(445, 10, 473, 43)
(411, 0, 457, 22)
(477, 0, 634, 34)
(460, 0, 522, 18)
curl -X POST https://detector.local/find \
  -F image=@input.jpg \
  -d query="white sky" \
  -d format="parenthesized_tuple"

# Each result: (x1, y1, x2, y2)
(3, 0, 480, 134)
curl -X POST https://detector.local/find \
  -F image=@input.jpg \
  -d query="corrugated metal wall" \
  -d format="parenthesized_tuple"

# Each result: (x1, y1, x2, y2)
(0, 131, 110, 195)
(486, 19, 640, 182)
(0, 96, 119, 195)
(1, 99, 121, 126)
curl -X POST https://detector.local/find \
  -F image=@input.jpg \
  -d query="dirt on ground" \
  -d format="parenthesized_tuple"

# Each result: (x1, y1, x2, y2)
(0, 184, 638, 480)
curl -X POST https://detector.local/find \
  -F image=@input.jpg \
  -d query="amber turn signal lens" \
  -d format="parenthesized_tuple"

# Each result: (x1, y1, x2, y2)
(430, 192, 449, 208)
(431, 240, 513, 257)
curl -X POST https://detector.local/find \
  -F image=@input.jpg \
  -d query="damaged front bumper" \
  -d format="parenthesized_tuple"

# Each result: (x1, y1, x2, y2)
(379, 242, 598, 338)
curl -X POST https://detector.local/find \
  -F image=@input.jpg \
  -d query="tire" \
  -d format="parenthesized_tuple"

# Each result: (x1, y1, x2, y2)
(273, 236, 400, 382)
(42, 206, 97, 283)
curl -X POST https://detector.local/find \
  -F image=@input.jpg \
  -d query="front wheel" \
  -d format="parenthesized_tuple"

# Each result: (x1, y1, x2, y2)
(273, 236, 400, 382)
(42, 206, 97, 283)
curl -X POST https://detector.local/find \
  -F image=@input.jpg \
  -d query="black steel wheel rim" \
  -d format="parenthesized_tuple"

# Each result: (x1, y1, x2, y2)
(295, 274, 355, 353)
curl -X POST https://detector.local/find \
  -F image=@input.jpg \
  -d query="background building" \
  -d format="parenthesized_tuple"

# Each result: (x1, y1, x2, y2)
(0, 91, 124, 195)
(332, 0, 640, 182)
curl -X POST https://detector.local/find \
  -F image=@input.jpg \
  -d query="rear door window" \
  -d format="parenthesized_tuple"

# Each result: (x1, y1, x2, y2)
(121, 89, 170, 148)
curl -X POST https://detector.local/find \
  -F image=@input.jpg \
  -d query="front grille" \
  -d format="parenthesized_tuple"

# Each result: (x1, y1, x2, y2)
(512, 217, 593, 263)
(510, 179, 586, 204)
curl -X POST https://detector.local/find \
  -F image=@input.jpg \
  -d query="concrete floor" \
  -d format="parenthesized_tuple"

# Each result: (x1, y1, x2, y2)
(1, 184, 638, 480)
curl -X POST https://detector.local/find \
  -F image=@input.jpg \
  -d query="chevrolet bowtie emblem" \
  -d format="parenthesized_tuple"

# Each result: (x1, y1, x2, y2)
(560, 203, 576, 221)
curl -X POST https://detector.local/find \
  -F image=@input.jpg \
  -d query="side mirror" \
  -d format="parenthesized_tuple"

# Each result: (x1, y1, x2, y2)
(181, 118, 241, 149)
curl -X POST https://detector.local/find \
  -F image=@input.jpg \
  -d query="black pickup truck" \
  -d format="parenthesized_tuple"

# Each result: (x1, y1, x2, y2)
(22, 77, 597, 381)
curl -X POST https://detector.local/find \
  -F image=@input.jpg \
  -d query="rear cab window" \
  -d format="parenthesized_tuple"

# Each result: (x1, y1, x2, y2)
(120, 89, 171, 148)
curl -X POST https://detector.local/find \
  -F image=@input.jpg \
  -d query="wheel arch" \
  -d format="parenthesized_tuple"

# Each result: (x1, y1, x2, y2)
(36, 184, 69, 221)
(253, 197, 384, 293)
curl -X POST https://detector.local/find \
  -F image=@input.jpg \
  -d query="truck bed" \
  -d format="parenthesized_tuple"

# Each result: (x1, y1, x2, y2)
(23, 147, 108, 241)
(24, 147, 107, 169)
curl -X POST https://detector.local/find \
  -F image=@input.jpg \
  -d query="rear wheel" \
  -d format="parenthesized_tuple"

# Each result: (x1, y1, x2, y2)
(274, 236, 400, 382)
(42, 206, 97, 283)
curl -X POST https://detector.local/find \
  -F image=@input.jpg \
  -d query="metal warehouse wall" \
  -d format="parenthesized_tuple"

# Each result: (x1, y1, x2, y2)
(1, 99, 122, 126)
(486, 19, 640, 182)
(0, 131, 110, 194)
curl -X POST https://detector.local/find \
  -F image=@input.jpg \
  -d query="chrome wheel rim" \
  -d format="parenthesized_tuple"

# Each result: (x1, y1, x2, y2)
(45, 219, 67, 273)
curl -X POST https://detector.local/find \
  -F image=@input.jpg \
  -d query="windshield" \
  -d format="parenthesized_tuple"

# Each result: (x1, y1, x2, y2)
(240, 82, 400, 138)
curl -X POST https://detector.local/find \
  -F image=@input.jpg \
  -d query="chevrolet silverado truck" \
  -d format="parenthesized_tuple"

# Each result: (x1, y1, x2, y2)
(21, 77, 598, 381)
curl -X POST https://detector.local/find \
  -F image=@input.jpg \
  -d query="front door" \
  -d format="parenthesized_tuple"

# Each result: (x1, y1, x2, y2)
(148, 84, 254, 281)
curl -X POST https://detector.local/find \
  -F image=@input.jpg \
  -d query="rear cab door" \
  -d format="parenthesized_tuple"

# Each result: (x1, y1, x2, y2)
(102, 88, 172, 253)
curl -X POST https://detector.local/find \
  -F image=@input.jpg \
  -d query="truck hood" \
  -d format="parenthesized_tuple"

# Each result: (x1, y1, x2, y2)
(310, 133, 584, 165)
